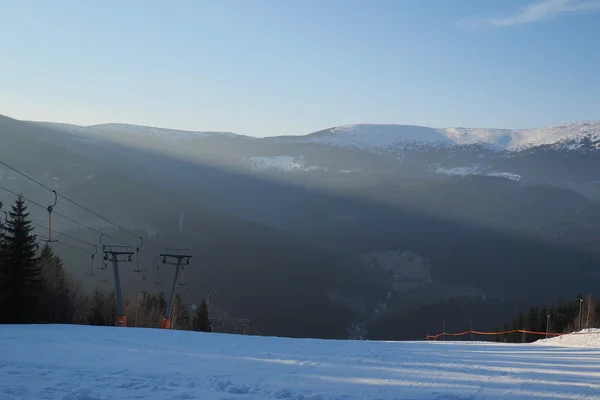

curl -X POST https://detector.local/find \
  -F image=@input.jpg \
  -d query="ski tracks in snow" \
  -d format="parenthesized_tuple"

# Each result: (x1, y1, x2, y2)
(1, 325, 600, 400)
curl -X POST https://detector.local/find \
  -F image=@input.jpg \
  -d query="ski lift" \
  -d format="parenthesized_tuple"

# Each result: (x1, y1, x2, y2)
(101, 268, 109, 283)
(179, 266, 188, 286)
(133, 236, 143, 272)
(139, 269, 148, 295)
(153, 257, 162, 285)
(86, 246, 98, 277)
(43, 191, 58, 243)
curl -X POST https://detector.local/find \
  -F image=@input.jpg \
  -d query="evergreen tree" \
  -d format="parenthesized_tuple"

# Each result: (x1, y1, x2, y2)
(171, 294, 191, 330)
(87, 289, 117, 326)
(0, 196, 43, 324)
(38, 244, 72, 323)
(194, 299, 210, 332)
(157, 292, 167, 314)
(583, 295, 598, 329)
(502, 324, 510, 343)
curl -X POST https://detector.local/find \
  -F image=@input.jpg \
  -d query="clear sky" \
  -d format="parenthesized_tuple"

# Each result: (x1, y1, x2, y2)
(1, 0, 599, 137)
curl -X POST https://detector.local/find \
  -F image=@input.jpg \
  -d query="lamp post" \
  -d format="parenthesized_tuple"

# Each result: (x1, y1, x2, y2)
(578, 298, 584, 332)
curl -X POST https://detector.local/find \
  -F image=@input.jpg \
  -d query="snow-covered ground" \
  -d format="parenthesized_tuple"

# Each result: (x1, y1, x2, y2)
(1, 325, 599, 399)
(537, 329, 600, 349)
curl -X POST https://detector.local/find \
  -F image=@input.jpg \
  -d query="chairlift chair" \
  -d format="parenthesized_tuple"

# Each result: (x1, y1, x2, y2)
(179, 266, 188, 286)
(153, 258, 162, 285)
(86, 246, 98, 277)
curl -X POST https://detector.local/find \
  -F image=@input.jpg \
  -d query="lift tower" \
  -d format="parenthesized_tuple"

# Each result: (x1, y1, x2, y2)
(160, 248, 192, 329)
(101, 234, 134, 327)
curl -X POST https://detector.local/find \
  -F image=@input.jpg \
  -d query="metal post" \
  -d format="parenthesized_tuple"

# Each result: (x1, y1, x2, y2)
(470, 317, 473, 342)
(162, 257, 183, 329)
(586, 294, 591, 330)
(578, 298, 584, 331)
(546, 314, 550, 339)
(442, 320, 445, 342)
(111, 253, 126, 327)
(101, 238, 133, 328)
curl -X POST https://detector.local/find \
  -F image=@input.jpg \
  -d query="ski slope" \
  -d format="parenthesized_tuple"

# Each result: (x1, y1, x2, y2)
(1, 325, 599, 400)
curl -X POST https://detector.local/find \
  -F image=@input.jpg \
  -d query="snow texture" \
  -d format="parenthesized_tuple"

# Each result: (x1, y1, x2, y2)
(431, 165, 522, 181)
(296, 121, 600, 153)
(1, 324, 599, 400)
(247, 156, 324, 172)
(536, 329, 600, 348)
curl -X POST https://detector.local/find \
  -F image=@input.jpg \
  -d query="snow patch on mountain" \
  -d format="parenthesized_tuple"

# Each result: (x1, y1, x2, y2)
(292, 121, 600, 154)
(444, 121, 600, 150)
(431, 164, 521, 181)
(485, 172, 521, 181)
(247, 156, 325, 172)
(298, 124, 452, 152)
(433, 165, 480, 177)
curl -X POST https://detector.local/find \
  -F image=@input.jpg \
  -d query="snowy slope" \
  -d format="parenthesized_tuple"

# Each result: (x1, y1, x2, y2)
(536, 329, 600, 348)
(294, 121, 600, 153)
(1, 325, 600, 400)
(444, 121, 600, 150)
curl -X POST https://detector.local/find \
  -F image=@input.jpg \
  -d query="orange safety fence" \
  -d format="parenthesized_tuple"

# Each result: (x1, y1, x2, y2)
(426, 329, 569, 341)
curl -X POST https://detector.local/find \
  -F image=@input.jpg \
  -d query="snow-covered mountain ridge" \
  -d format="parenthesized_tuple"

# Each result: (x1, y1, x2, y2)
(31, 119, 600, 152)
(294, 121, 600, 152)
(29, 121, 244, 141)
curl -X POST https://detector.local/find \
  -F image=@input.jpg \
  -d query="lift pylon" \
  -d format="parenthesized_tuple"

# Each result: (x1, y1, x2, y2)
(101, 234, 134, 327)
(159, 249, 192, 329)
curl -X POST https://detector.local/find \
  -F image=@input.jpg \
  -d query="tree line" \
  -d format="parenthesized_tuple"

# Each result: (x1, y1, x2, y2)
(496, 295, 599, 343)
(0, 195, 210, 332)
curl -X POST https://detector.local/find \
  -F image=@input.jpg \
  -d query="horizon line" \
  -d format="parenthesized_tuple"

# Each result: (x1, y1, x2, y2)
(2, 114, 599, 139)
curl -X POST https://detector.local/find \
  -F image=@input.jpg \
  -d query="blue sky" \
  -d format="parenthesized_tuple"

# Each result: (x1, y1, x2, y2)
(0, 0, 599, 137)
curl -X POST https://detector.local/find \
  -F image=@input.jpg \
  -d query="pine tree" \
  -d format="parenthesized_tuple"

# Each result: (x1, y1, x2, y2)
(583, 295, 598, 329)
(87, 289, 117, 326)
(38, 244, 77, 323)
(172, 294, 191, 330)
(0, 196, 43, 324)
(194, 299, 210, 332)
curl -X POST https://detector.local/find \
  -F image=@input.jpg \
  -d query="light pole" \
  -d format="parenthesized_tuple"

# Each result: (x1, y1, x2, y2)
(586, 295, 591, 330)
(546, 314, 550, 339)
(578, 298, 584, 332)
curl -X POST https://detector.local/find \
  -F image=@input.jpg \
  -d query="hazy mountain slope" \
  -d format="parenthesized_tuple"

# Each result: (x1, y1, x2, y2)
(0, 115, 360, 338)
(6, 116, 600, 339)
(32, 119, 600, 196)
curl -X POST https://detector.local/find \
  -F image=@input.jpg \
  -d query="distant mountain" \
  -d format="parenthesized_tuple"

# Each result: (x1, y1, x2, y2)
(31, 119, 600, 190)
(4, 115, 600, 340)
(292, 121, 600, 152)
